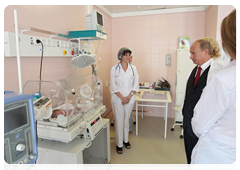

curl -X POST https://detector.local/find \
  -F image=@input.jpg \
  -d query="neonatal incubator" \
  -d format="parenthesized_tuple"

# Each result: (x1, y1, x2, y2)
(23, 73, 110, 164)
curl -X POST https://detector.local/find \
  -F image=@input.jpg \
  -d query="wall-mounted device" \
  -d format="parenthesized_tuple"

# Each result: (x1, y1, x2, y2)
(165, 54, 171, 66)
(4, 91, 38, 164)
(85, 10, 104, 32)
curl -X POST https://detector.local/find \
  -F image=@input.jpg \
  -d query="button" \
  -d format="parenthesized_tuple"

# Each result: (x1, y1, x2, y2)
(18, 161, 23, 168)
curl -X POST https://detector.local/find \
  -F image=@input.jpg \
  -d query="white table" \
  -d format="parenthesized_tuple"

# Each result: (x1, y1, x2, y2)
(135, 89, 172, 138)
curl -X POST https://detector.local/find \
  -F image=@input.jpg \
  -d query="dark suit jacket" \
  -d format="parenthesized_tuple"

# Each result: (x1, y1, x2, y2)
(182, 65, 210, 138)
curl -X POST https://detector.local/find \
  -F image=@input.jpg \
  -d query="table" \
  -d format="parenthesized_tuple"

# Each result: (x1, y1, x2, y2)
(135, 89, 172, 138)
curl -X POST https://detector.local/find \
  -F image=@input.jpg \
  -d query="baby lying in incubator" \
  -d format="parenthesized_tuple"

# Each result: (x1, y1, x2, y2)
(51, 104, 81, 118)
(51, 101, 89, 127)
(50, 103, 84, 127)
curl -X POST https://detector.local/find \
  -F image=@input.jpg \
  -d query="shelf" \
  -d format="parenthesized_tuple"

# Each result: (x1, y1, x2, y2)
(69, 30, 107, 40)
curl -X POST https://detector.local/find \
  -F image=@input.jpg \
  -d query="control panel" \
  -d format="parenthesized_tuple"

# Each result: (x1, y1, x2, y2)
(33, 96, 52, 120)
(4, 92, 38, 164)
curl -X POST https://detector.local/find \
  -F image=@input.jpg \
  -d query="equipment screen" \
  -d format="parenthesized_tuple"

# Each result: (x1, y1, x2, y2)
(4, 105, 28, 133)
(97, 12, 103, 26)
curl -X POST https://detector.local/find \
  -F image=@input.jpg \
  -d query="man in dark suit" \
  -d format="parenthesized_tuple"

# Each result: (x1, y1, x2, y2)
(182, 39, 214, 164)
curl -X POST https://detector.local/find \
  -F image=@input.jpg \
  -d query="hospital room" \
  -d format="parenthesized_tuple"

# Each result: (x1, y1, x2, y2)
(3, 4, 237, 169)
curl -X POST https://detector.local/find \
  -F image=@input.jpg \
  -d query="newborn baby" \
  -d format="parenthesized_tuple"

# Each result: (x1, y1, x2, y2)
(51, 109, 67, 118)
(51, 103, 82, 118)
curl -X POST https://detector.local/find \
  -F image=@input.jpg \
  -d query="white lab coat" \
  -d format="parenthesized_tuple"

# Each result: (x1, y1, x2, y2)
(206, 58, 226, 84)
(191, 60, 236, 164)
(110, 63, 139, 147)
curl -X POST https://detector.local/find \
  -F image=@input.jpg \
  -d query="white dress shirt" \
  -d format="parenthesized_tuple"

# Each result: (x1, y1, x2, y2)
(110, 63, 139, 104)
(196, 58, 212, 77)
(192, 60, 236, 147)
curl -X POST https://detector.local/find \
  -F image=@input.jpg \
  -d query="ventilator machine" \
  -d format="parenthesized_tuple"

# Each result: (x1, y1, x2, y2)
(4, 91, 38, 164)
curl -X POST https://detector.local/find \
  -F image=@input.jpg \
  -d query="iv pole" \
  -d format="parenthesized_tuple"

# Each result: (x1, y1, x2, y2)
(14, 9, 23, 93)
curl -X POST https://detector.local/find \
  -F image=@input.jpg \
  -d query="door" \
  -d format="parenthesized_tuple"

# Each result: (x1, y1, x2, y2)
(175, 49, 195, 122)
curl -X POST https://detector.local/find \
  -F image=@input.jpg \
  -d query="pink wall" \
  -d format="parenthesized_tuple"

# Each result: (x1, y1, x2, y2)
(216, 5, 236, 46)
(111, 11, 205, 118)
(205, 5, 218, 39)
(205, 5, 235, 45)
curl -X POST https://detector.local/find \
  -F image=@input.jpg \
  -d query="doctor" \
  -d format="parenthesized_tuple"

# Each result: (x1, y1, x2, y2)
(182, 37, 225, 164)
(191, 9, 236, 164)
(110, 47, 139, 154)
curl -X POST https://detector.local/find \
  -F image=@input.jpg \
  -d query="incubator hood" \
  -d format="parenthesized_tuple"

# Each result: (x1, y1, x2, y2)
(23, 74, 106, 142)
(70, 54, 96, 69)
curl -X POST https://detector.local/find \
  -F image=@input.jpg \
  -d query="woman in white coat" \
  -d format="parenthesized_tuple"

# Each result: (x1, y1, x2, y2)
(110, 47, 139, 154)
(191, 9, 236, 164)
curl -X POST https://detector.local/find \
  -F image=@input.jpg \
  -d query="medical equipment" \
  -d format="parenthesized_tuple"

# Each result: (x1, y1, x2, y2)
(80, 85, 93, 99)
(86, 10, 104, 32)
(115, 62, 135, 77)
(33, 96, 52, 120)
(23, 74, 110, 164)
(70, 53, 96, 69)
(4, 91, 38, 164)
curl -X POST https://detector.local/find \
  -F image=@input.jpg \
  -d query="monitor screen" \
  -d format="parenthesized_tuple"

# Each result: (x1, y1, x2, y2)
(4, 105, 28, 134)
(97, 12, 103, 26)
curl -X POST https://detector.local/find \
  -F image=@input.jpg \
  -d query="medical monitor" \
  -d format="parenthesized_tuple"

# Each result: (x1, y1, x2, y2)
(86, 10, 104, 32)
(4, 91, 38, 164)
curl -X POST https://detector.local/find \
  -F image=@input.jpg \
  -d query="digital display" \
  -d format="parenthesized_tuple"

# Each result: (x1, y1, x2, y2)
(97, 12, 103, 26)
(91, 117, 100, 126)
(4, 105, 28, 134)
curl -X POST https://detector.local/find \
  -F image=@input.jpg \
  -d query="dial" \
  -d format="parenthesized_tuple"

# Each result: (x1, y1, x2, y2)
(16, 143, 25, 151)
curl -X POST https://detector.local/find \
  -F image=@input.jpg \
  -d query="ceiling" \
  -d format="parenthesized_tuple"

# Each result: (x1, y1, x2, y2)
(96, 5, 209, 18)
(103, 5, 203, 13)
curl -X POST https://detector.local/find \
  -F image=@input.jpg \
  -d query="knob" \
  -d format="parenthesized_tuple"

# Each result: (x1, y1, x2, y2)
(29, 154, 35, 160)
(16, 143, 25, 151)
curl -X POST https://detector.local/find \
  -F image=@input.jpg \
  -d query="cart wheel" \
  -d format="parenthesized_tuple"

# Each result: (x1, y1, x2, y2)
(106, 163, 112, 169)
(171, 128, 174, 131)
(133, 122, 136, 125)
(111, 123, 114, 126)
(180, 135, 184, 139)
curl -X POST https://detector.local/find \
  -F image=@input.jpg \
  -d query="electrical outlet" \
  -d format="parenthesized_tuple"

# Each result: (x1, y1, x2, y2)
(41, 39, 46, 46)
(56, 40, 61, 47)
(52, 40, 56, 47)
(46, 39, 51, 47)
(61, 41, 64, 48)
(65, 42, 69, 48)
(69, 42, 73, 48)
(36, 38, 42, 46)
(106, 81, 108, 87)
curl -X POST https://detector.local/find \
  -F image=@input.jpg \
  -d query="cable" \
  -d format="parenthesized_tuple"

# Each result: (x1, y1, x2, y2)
(34, 120, 40, 164)
(36, 39, 44, 92)
(95, 40, 100, 55)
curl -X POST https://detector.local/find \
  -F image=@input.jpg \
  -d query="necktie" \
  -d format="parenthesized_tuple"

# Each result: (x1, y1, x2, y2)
(194, 66, 202, 86)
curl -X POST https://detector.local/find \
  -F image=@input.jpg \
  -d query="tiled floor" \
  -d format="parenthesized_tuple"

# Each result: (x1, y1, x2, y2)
(108, 113, 187, 164)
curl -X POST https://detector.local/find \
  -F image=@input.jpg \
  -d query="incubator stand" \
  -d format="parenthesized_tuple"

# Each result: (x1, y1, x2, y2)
(23, 74, 110, 164)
